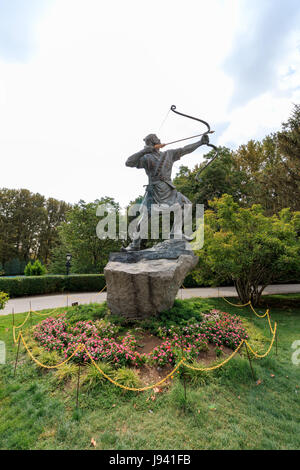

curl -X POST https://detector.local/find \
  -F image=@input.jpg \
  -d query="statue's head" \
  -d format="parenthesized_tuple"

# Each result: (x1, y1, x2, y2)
(143, 133, 161, 147)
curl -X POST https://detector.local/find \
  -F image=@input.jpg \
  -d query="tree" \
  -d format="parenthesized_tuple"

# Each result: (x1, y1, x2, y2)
(173, 147, 246, 209)
(233, 105, 300, 215)
(37, 198, 71, 265)
(276, 103, 300, 197)
(233, 135, 300, 214)
(0, 188, 70, 273)
(192, 194, 300, 305)
(49, 198, 122, 274)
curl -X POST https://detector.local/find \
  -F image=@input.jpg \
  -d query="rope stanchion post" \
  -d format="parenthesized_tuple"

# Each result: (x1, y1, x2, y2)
(12, 308, 15, 346)
(275, 329, 278, 356)
(76, 363, 81, 408)
(14, 334, 21, 377)
(180, 333, 187, 405)
(29, 301, 32, 329)
(244, 342, 255, 382)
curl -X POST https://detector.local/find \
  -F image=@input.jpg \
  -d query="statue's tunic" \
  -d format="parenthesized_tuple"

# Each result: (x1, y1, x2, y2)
(126, 148, 191, 212)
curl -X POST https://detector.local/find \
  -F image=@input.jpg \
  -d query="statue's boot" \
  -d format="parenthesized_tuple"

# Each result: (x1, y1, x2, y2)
(169, 232, 195, 242)
(182, 234, 195, 242)
(121, 238, 141, 252)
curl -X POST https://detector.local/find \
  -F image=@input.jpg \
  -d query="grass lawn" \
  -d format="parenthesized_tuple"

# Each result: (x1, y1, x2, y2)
(0, 296, 299, 450)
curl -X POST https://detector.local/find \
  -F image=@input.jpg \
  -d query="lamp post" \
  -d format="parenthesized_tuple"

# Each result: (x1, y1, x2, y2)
(66, 253, 72, 276)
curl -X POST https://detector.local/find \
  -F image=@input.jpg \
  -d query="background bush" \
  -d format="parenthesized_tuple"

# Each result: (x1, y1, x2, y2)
(0, 291, 9, 309)
(2, 258, 27, 276)
(0, 274, 106, 298)
(24, 260, 47, 276)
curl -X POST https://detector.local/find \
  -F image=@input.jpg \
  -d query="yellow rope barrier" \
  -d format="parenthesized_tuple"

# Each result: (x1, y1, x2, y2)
(248, 302, 267, 318)
(14, 329, 184, 390)
(13, 319, 277, 390)
(182, 340, 245, 371)
(245, 323, 277, 358)
(13, 325, 18, 344)
(98, 285, 107, 295)
(30, 308, 62, 317)
(14, 312, 31, 329)
(11, 290, 278, 390)
(222, 297, 276, 335)
(222, 298, 251, 307)
(13, 288, 107, 328)
(85, 347, 184, 391)
(19, 332, 85, 369)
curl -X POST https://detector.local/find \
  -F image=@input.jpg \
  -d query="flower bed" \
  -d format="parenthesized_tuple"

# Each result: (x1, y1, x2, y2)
(33, 309, 249, 368)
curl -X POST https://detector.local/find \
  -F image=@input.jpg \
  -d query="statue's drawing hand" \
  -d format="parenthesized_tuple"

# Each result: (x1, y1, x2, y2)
(201, 134, 209, 145)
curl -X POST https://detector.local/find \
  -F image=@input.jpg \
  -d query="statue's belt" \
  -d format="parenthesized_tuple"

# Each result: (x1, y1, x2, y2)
(144, 179, 175, 189)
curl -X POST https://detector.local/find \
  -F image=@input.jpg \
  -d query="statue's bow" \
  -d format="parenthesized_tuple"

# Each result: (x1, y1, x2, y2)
(169, 105, 220, 181)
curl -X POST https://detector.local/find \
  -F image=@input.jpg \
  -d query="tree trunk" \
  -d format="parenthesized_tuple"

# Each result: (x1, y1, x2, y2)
(235, 279, 268, 306)
(234, 279, 250, 304)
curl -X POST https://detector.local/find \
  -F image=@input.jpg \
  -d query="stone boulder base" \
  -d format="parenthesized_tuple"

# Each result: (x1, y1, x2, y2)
(104, 240, 198, 320)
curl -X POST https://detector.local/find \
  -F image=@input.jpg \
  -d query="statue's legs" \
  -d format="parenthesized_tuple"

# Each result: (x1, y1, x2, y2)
(121, 205, 149, 251)
(168, 202, 194, 242)
(122, 200, 194, 251)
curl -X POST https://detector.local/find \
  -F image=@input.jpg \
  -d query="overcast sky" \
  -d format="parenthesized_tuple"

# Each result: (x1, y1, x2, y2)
(1, 0, 300, 208)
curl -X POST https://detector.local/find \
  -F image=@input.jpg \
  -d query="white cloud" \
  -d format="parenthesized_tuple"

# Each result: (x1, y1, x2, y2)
(0, 0, 299, 207)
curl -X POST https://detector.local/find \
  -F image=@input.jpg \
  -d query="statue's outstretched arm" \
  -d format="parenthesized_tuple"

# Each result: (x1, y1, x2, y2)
(172, 135, 209, 160)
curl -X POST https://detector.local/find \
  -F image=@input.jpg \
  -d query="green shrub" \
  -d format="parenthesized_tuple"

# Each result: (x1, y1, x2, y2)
(0, 274, 106, 298)
(113, 368, 141, 388)
(65, 303, 107, 324)
(24, 260, 47, 276)
(37, 350, 62, 367)
(54, 363, 78, 383)
(0, 291, 9, 310)
(157, 299, 204, 329)
(181, 361, 214, 386)
(81, 362, 114, 389)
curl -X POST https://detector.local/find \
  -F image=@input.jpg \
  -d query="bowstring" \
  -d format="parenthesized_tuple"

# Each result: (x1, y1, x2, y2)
(156, 107, 183, 174)
(157, 108, 171, 134)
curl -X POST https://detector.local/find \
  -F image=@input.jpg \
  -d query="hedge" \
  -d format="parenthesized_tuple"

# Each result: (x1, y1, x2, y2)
(0, 273, 200, 297)
(0, 272, 244, 297)
(0, 274, 106, 298)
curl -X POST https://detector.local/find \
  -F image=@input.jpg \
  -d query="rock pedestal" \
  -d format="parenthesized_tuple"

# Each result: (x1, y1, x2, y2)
(104, 240, 198, 320)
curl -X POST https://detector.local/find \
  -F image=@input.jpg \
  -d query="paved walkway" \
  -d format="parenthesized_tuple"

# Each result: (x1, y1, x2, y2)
(1, 284, 299, 316)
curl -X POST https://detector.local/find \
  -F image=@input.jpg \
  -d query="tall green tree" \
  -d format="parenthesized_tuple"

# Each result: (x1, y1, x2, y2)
(37, 198, 71, 264)
(49, 198, 122, 274)
(192, 194, 300, 304)
(277, 103, 300, 197)
(0, 188, 70, 273)
(173, 147, 247, 209)
(233, 105, 300, 214)
(233, 135, 300, 214)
